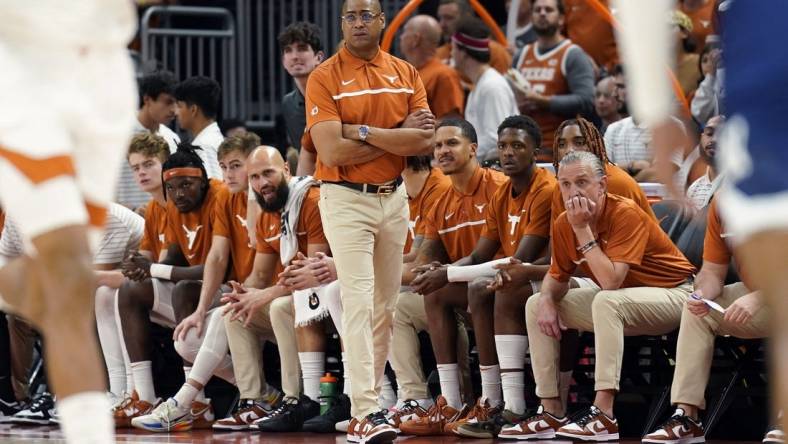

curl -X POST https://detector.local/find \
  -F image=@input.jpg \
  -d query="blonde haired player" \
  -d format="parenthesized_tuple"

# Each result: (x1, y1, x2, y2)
(0, 2, 138, 443)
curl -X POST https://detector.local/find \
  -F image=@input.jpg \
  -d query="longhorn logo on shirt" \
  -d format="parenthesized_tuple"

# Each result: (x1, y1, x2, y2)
(235, 214, 247, 229)
(158, 233, 165, 245)
(183, 224, 202, 251)
(408, 216, 419, 240)
(508, 213, 521, 235)
(475, 204, 487, 213)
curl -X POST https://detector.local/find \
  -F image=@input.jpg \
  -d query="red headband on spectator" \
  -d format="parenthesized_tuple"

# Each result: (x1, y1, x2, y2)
(452, 32, 490, 52)
(163, 167, 203, 181)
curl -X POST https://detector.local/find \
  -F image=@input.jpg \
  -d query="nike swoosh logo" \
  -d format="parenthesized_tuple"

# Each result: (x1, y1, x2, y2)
(341, 79, 356, 86)
(444, 212, 454, 220)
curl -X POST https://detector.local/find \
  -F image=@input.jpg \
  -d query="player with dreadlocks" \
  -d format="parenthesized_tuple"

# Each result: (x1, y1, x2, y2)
(550, 116, 655, 226)
(113, 143, 227, 427)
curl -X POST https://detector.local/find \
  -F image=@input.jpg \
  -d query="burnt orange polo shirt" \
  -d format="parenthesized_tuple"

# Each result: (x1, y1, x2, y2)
(0, 210, 5, 238)
(680, 0, 716, 50)
(482, 167, 555, 257)
(405, 168, 453, 255)
(164, 179, 225, 266)
(550, 162, 655, 226)
(549, 194, 695, 288)
(305, 46, 430, 184)
(423, 166, 508, 262)
(704, 197, 752, 288)
(140, 199, 168, 259)
(418, 57, 464, 119)
(301, 131, 316, 154)
(212, 187, 255, 282)
(256, 186, 326, 263)
(565, 0, 619, 71)
(436, 40, 512, 79)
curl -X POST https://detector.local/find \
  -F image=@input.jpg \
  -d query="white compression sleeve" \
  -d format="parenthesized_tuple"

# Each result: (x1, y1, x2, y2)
(446, 257, 515, 282)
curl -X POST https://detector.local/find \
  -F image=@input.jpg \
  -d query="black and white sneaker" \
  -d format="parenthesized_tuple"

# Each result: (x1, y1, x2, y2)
(9, 393, 57, 425)
(302, 393, 352, 433)
(253, 395, 320, 432)
(764, 423, 785, 443)
(0, 398, 24, 422)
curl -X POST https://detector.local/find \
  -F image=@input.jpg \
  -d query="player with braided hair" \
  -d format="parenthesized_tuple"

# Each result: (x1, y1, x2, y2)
(550, 116, 655, 226)
(113, 142, 227, 427)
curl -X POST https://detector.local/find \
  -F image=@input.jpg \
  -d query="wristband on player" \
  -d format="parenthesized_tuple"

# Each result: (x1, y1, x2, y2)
(150, 264, 174, 280)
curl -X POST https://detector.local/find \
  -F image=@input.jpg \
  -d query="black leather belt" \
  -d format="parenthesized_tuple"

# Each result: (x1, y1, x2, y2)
(327, 177, 403, 195)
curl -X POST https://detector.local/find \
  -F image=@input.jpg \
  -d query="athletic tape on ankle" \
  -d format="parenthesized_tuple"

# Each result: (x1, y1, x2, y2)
(150, 264, 174, 280)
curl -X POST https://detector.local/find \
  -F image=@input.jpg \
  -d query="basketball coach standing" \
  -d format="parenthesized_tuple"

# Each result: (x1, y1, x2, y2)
(305, 0, 435, 442)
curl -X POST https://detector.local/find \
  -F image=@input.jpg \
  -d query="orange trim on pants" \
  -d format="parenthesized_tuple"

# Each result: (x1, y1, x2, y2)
(0, 146, 75, 184)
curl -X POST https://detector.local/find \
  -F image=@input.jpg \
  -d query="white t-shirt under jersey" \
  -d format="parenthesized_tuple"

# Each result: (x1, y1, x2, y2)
(465, 68, 520, 161)
(191, 122, 223, 180)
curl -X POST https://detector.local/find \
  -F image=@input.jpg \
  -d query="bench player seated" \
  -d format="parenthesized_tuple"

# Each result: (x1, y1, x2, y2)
(131, 133, 262, 432)
(504, 151, 695, 441)
(643, 197, 780, 444)
(0, 203, 144, 425)
(114, 144, 225, 427)
(214, 147, 331, 432)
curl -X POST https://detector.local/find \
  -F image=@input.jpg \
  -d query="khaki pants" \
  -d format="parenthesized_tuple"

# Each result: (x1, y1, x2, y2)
(319, 183, 408, 418)
(224, 296, 300, 399)
(391, 291, 471, 400)
(671, 282, 768, 409)
(526, 283, 692, 398)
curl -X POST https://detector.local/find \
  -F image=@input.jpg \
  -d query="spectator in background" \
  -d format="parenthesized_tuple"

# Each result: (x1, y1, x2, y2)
(594, 76, 622, 134)
(686, 115, 724, 211)
(436, 0, 512, 78)
(680, 0, 717, 49)
(504, 0, 536, 51)
(278, 22, 325, 176)
(219, 118, 248, 138)
(611, 64, 629, 117)
(511, 0, 595, 162)
(174, 76, 224, 178)
(691, 43, 723, 125)
(453, 17, 519, 162)
(399, 15, 464, 120)
(564, 0, 618, 72)
(117, 70, 181, 210)
(672, 10, 701, 98)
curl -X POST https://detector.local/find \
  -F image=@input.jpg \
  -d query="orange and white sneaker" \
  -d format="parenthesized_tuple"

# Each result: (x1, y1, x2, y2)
(213, 397, 280, 431)
(190, 399, 215, 429)
(398, 395, 468, 436)
(555, 405, 619, 441)
(642, 408, 705, 443)
(499, 405, 569, 440)
(112, 391, 161, 428)
(387, 399, 431, 432)
(347, 411, 397, 444)
(444, 397, 502, 436)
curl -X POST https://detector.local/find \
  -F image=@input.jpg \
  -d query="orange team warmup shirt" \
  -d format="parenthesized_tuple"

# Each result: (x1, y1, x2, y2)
(481, 167, 555, 257)
(550, 194, 695, 288)
(704, 197, 753, 289)
(405, 167, 453, 255)
(140, 200, 168, 260)
(515, 39, 578, 152)
(564, 0, 619, 71)
(256, 187, 327, 276)
(550, 162, 655, 226)
(164, 179, 225, 266)
(423, 167, 508, 262)
(418, 57, 465, 118)
(680, 0, 717, 49)
(305, 46, 430, 184)
(212, 187, 255, 282)
(436, 40, 512, 80)
(0, 210, 5, 236)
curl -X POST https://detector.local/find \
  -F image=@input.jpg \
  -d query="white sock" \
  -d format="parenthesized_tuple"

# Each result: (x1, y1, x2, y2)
(479, 364, 502, 406)
(114, 293, 134, 394)
(496, 334, 528, 414)
(559, 371, 573, 412)
(95, 287, 126, 397)
(436, 363, 461, 410)
(173, 383, 199, 410)
(378, 373, 396, 410)
(299, 352, 325, 401)
(58, 391, 114, 444)
(183, 366, 207, 403)
(130, 361, 156, 403)
(342, 352, 351, 396)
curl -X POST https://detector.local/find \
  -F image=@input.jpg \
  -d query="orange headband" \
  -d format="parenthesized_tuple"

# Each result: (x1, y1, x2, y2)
(163, 167, 203, 181)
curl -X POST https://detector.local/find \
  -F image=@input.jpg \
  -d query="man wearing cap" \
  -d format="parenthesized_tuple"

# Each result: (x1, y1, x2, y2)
(304, 0, 435, 442)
